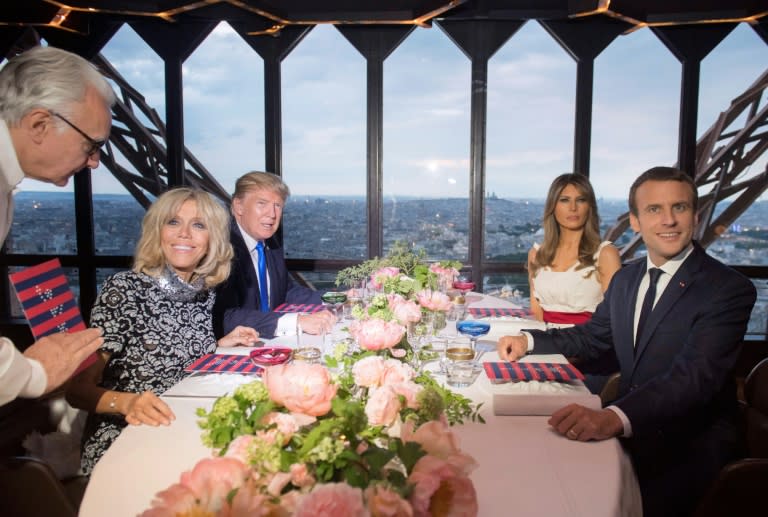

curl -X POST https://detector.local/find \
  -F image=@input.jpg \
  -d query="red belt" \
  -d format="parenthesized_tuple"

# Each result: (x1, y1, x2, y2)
(542, 310, 592, 325)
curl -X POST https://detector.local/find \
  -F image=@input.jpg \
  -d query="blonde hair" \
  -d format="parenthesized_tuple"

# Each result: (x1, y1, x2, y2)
(133, 188, 233, 288)
(232, 171, 290, 209)
(531, 173, 602, 277)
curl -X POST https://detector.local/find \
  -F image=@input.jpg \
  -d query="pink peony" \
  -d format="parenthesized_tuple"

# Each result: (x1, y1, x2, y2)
(290, 463, 316, 489)
(389, 296, 422, 325)
(294, 483, 368, 517)
(225, 434, 255, 463)
(350, 318, 405, 352)
(390, 381, 422, 410)
(408, 456, 478, 517)
(142, 457, 250, 516)
(365, 485, 414, 517)
(371, 267, 401, 289)
(401, 420, 478, 475)
(260, 411, 307, 445)
(365, 385, 402, 426)
(263, 362, 338, 417)
(416, 290, 452, 312)
(228, 479, 273, 516)
(381, 359, 416, 386)
(353, 355, 387, 387)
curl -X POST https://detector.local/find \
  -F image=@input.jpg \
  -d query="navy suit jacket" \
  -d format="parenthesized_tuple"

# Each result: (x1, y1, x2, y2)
(529, 242, 756, 515)
(213, 220, 322, 339)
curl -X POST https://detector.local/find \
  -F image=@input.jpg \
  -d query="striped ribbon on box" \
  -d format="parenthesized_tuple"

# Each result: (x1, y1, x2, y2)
(8, 258, 96, 374)
(185, 353, 263, 375)
(274, 303, 325, 314)
(484, 362, 585, 382)
(9, 258, 86, 338)
(469, 307, 533, 318)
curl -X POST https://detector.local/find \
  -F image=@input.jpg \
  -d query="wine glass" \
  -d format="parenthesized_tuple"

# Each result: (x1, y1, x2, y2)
(456, 320, 490, 363)
(453, 273, 475, 297)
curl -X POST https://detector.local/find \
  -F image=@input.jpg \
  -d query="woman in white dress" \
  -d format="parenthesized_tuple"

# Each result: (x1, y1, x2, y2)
(528, 173, 621, 326)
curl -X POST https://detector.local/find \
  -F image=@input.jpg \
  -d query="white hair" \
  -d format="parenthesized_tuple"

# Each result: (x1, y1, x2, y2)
(0, 46, 116, 125)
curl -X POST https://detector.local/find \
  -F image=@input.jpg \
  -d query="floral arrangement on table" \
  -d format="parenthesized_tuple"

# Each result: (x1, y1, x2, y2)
(141, 243, 482, 517)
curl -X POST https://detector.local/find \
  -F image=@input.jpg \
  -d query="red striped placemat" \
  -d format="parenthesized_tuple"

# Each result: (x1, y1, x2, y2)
(274, 303, 325, 313)
(483, 362, 584, 382)
(185, 354, 263, 375)
(469, 307, 533, 318)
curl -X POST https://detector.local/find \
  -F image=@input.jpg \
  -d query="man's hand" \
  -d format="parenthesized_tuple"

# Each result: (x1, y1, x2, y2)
(548, 404, 623, 441)
(23, 328, 104, 394)
(497, 334, 527, 361)
(123, 391, 175, 426)
(218, 325, 260, 348)
(297, 310, 336, 335)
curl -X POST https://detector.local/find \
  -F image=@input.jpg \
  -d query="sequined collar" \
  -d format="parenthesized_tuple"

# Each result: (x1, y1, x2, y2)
(154, 266, 207, 302)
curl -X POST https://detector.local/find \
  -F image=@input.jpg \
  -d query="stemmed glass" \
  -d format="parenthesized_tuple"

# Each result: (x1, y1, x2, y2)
(455, 320, 491, 363)
(321, 291, 348, 318)
(407, 313, 433, 372)
(453, 273, 475, 297)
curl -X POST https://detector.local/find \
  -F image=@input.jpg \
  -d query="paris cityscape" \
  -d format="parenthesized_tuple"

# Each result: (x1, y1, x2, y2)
(5, 191, 767, 337)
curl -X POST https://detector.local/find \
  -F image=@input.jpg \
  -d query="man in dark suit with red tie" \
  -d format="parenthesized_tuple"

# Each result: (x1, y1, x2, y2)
(497, 166, 756, 516)
(213, 171, 335, 339)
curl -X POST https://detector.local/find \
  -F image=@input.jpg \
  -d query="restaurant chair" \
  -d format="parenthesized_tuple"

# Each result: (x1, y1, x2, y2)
(694, 458, 768, 517)
(0, 455, 87, 517)
(744, 357, 768, 457)
(598, 372, 621, 405)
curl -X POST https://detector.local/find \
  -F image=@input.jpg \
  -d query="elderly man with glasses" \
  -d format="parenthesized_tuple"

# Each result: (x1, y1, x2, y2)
(0, 46, 115, 406)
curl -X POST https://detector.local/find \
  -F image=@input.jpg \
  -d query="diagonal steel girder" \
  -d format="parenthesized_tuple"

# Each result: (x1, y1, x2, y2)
(91, 53, 231, 209)
(605, 68, 768, 258)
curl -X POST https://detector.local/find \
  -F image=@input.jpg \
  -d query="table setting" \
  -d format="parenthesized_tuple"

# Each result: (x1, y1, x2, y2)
(79, 245, 641, 516)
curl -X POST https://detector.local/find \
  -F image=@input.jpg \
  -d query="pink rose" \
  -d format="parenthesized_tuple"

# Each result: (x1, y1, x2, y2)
(224, 434, 255, 463)
(142, 457, 249, 516)
(371, 267, 401, 289)
(390, 297, 422, 325)
(401, 420, 477, 475)
(381, 358, 416, 386)
(290, 463, 316, 489)
(229, 479, 273, 516)
(365, 385, 402, 426)
(294, 483, 368, 517)
(416, 290, 452, 312)
(267, 471, 293, 496)
(263, 362, 338, 417)
(350, 318, 405, 352)
(353, 356, 386, 387)
(390, 381, 422, 410)
(365, 485, 414, 517)
(408, 456, 478, 517)
(261, 411, 306, 445)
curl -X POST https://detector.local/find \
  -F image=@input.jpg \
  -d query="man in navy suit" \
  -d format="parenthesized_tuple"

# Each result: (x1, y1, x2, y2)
(498, 166, 756, 516)
(213, 171, 335, 339)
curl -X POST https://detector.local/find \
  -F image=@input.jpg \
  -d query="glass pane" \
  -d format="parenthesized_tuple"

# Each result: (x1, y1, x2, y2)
(699, 23, 768, 266)
(486, 22, 575, 263)
(183, 22, 265, 196)
(282, 25, 366, 260)
(383, 27, 470, 261)
(592, 28, 679, 254)
(746, 278, 768, 339)
(8, 189, 76, 255)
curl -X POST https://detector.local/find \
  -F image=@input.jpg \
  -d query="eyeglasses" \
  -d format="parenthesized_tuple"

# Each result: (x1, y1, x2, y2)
(50, 111, 106, 156)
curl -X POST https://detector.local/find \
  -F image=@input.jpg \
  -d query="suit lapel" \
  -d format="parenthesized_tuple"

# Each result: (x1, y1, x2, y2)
(634, 245, 703, 361)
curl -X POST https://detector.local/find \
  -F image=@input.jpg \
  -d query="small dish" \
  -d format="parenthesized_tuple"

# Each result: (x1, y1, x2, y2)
(249, 347, 292, 366)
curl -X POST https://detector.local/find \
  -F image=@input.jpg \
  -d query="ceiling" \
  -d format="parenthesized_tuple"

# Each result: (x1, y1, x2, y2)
(1, 1, 766, 38)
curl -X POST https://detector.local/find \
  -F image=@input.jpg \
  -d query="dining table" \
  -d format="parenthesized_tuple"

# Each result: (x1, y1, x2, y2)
(78, 294, 642, 517)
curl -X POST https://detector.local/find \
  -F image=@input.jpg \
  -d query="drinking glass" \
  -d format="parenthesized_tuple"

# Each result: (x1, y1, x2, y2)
(453, 272, 475, 297)
(294, 314, 322, 364)
(321, 291, 347, 318)
(456, 320, 490, 363)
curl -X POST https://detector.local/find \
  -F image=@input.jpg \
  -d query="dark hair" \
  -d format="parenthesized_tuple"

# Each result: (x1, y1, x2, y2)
(531, 173, 602, 276)
(628, 166, 697, 215)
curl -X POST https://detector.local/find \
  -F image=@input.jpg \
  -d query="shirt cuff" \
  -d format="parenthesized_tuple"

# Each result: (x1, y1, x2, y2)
(606, 405, 632, 437)
(275, 313, 298, 336)
(23, 358, 47, 398)
(521, 331, 534, 352)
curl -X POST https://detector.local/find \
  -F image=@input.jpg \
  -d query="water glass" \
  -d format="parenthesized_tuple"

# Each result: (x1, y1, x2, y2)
(294, 315, 322, 364)
(446, 360, 482, 388)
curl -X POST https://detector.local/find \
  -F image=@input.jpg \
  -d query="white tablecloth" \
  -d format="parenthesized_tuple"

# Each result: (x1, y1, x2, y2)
(79, 295, 642, 517)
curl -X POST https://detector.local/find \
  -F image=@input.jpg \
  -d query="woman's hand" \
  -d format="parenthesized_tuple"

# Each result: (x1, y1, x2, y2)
(123, 391, 175, 426)
(218, 325, 260, 348)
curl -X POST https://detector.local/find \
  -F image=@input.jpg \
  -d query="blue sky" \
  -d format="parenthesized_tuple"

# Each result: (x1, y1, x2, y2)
(17, 19, 768, 201)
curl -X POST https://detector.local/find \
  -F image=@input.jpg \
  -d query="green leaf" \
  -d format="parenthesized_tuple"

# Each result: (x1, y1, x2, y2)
(396, 440, 426, 474)
(362, 446, 396, 476)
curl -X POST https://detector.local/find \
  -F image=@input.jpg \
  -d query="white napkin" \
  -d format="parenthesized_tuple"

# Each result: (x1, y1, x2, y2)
(162, 373, 256, 398)
(484, 318, 547, 342)
(491, 380, 601, 416)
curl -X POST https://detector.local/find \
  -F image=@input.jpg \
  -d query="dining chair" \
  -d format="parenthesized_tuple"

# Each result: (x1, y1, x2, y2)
(694, 458, 768, 517)
(744, 357, 768, 458)
(0, 455, 87, 517)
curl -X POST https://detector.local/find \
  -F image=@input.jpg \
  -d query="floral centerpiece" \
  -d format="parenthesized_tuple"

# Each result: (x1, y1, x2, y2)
(142, 243, 482, 516)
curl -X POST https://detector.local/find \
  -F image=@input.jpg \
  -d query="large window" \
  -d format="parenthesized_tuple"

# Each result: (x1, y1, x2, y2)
(383, 25, 470, 261)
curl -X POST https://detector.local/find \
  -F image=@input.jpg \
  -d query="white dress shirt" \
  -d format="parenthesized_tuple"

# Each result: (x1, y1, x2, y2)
(0, 120, 47, 405)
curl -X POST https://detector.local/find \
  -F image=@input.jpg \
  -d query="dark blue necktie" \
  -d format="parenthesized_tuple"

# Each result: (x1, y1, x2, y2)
(636, 267, 663, 344)
(255, 241, 269, 312)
